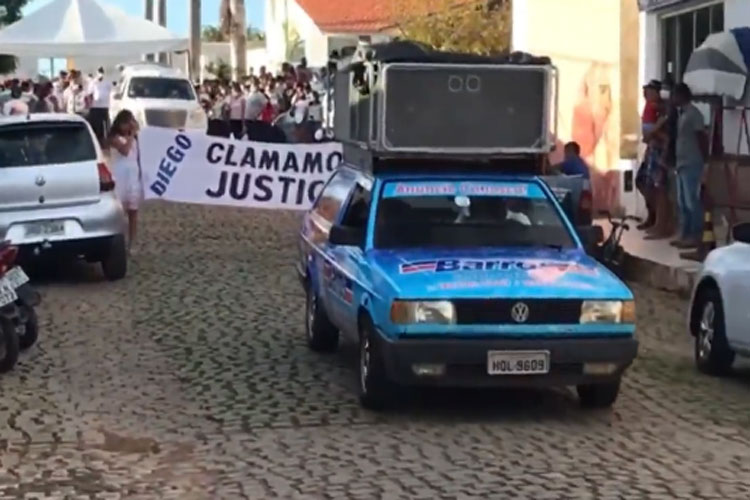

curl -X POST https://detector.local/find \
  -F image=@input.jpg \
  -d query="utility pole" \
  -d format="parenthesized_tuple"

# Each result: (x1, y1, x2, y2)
(229, 0, 247, 80)
(156, 0, 168, 64)
(143, 0, 154, 61)
(189, 0, 202, 81)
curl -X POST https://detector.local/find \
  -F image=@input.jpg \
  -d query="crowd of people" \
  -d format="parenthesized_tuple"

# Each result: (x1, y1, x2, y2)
(197, 58, 331, 144)
(637, 79, 709, 257)
(0, 67, 115, 144)
(0, 56, 333, 145)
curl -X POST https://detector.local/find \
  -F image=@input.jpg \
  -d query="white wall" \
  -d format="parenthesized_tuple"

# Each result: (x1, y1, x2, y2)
(265, 0, 287, 68)
(265, 0, 330, 68)
(510, 0, 529, 51)
(7, 56, 42, 79)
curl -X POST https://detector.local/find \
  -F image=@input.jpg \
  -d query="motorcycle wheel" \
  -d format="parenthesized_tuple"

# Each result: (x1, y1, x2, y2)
(0, 315, 20, 373)
(18, 304, 38, 350)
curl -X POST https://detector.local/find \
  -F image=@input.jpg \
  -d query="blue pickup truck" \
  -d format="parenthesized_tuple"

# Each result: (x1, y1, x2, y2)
(297, 164, 638, 410)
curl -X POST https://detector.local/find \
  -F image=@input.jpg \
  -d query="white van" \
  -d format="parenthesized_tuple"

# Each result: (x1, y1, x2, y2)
(110, 63, 207, 131)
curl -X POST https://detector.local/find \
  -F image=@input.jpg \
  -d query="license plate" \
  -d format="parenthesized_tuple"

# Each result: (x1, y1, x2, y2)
(487, 350, 550, 375)
(0, 279, 18, 307)
(5, 267, 28, 289)
(25, 220, 65, 238)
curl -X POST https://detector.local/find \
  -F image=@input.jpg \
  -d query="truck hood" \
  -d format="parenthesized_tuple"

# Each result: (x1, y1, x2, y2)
(369, 247, 632, 300)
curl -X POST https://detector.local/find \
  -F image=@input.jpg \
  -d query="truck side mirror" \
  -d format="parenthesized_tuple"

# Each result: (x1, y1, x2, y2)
(732, 222, 750, 244)
(556, 190, 575, 222)
(577, 225, 603, 251)
(329, 224, 365, 247)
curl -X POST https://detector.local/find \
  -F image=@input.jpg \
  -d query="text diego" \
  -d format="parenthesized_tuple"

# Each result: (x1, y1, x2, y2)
(149, 133, 192, 197)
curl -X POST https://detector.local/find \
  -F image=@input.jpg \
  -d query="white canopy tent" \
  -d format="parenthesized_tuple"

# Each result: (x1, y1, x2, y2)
(0, 0, 188, 58)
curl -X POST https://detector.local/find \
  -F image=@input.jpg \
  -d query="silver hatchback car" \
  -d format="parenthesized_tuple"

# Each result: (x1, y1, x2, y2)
(0, 114, 128, 280)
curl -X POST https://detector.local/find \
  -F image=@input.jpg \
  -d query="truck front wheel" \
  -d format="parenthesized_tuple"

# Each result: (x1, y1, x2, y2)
(577, 379, 621, 409)
(305, 285, 339, 352)
(358, 318, 396, 410)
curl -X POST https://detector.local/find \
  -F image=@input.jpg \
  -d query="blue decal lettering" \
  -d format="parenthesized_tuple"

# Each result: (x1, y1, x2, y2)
(150, 133, 192, 197)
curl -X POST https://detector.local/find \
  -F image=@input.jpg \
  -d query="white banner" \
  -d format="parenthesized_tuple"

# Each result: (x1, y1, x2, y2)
(138, 127, 343, 210)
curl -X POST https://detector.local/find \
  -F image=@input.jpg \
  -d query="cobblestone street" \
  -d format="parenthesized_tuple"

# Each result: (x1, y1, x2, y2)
(2, 202, 750, 499)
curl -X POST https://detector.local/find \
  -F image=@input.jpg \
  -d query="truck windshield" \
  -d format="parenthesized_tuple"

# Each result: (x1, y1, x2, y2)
(127, 77, 195, 100)
(374, 181, 575, 250)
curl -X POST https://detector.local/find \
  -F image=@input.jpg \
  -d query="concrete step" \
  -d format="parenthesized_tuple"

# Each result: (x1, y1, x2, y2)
(624, 251, 700, 298)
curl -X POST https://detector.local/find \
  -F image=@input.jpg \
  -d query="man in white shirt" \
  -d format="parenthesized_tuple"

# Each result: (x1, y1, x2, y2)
(2, 87, 29, 116)
(244, 79, 269, 140)
(66, 84, 88, 116)
(87, 67, 112, 145)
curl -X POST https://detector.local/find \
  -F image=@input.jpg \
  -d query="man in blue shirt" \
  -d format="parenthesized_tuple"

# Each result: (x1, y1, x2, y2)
(556, 141, 591, 178)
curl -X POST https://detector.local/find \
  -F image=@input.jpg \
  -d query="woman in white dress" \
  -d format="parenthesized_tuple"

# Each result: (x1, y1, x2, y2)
(107, 110, 142, 251)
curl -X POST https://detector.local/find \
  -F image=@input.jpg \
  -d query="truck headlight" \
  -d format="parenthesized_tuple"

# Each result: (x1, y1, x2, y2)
(580, 300, 635, 324)
(390, 300, 456, 325)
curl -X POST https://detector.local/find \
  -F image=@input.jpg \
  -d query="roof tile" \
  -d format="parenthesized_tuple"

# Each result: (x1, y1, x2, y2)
(295, 0, 395, 33)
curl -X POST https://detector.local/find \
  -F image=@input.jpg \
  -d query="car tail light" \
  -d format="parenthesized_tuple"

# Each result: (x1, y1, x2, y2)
(98, 162, 115, 192)
(0, 244, 19, 276)
(578, 189, 593, 225)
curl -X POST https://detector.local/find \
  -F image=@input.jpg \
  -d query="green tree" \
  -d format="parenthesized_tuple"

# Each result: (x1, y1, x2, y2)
(246, 26, 265, 42)
(205, 58, 232, 82)
(0, 0, 30, 75)
(395, 0, 511, 56)
(220, 0, 247, 79)
(202, 25, 225, 42)
(202, 25, 264, 43)
(282, 21, 303, 61)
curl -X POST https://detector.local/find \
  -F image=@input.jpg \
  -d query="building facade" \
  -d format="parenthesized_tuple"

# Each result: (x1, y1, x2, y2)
(640, 0, 750, 156)
(264, 0, 393, 70)
(512, 0, 642, 214)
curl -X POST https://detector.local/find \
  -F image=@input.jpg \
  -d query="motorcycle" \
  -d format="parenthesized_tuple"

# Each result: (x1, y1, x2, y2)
(1, 241, 40, 352)
(0, 243, 21, 372)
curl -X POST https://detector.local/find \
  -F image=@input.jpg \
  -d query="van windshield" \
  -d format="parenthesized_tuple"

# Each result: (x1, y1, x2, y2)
(0, 122, 96, 168)
(127, 77, 195, 100)
(374, 180, 575, 250)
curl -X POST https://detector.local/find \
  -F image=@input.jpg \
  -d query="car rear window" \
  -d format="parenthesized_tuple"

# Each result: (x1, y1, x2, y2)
(128, 77, 195, 100)
(0, 122, 97, 168)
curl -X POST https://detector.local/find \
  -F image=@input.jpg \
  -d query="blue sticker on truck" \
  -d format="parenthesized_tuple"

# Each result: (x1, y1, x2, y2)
(382, 181, 544, 199)
(399, 259, 599, 276)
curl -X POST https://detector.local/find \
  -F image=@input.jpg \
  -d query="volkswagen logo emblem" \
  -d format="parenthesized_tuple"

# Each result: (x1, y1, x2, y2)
(510, 302, 530, 323)
(35, 175, 46, 187)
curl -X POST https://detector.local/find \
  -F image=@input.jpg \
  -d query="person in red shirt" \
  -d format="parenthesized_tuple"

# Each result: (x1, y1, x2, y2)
(636, 80, 664, 231)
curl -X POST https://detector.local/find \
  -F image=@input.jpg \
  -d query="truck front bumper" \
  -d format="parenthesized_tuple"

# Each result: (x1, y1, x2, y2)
(375, 333, 638, 388)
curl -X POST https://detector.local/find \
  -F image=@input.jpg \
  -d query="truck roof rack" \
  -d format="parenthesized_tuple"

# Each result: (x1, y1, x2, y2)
(343, 144, 545, 176)
(346, 40, 552, 67)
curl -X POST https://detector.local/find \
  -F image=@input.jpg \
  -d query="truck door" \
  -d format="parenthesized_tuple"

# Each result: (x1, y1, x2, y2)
(307, 169, 357, 329)
(327, 180, 373, 338)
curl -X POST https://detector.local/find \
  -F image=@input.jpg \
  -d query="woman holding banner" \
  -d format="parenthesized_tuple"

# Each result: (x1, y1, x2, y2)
(107, 110, 143, 253)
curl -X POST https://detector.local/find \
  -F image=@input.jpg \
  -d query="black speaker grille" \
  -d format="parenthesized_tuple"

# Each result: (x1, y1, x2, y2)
(383, 66, 547, 150)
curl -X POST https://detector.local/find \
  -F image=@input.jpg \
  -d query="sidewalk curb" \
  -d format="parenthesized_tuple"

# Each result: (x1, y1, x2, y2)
(625, 252, 699, 298)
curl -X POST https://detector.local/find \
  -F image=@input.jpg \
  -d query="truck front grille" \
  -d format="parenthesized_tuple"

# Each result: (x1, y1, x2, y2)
(145, 109, 187, 128)
(453, 299, 583, 325)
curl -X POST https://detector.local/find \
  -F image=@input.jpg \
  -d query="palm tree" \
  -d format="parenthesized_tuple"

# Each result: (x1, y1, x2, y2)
(0, 0, 30, 74)
(190, 0, 202, 77)
(220, 0, 247, 80)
